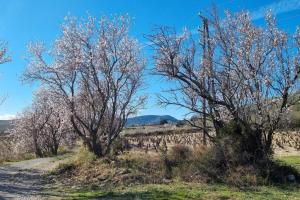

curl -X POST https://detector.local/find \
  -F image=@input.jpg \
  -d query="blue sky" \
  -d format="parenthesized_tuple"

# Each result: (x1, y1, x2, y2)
(0, 0, 299, 120)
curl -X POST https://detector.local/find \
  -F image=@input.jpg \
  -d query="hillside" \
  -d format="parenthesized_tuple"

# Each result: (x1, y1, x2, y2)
(126, 115, 178, 127)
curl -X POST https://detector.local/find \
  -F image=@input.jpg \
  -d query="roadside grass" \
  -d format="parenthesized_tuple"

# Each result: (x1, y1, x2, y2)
(51, 155, 300, 200)
(276, 156, 300, 171)
(0, 152, 35, 164)
(52, 182, 300, 200)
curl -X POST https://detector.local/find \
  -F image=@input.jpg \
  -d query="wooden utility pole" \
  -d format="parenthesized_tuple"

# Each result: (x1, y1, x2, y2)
(200, 15, 209, 146)
(199, 14, 220, 144)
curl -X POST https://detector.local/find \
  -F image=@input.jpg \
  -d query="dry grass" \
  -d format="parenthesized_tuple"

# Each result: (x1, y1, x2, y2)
(0, 135, 35, 163)
(50, 124, 300, 189)
(51, 144, 300, 198)
(52, 148, 166, 189)
(38, 125, 300, 199)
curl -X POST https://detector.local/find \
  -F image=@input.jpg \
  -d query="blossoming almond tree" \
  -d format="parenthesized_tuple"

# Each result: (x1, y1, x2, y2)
(36, 89, 73, 156)
(23, 15, 145, 157)
(149, 10, 300, 160)
(12, 89, 70, 157)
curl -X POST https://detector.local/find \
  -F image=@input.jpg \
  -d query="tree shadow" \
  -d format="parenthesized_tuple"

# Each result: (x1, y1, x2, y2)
(0, 166, 45, 198)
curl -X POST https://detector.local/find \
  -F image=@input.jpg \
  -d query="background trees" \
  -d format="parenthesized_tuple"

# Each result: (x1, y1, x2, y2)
(12, 89, 71, 157)
(23, 15, 145, 157)
(149, 10, 300, 160)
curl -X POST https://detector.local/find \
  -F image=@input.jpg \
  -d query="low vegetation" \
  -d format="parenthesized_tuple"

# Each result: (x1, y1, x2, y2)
(0, 136, 35, 163)
(52, 183, 300, 200)
(48, 145, 300, 199)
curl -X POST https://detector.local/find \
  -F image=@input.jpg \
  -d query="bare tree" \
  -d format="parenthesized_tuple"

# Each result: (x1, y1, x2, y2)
(149, 10, 300, 159)
(23, 15, 146, 157)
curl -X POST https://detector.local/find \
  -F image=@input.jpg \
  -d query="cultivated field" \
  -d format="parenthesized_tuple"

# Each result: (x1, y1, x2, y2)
(122, 124, 300, 156)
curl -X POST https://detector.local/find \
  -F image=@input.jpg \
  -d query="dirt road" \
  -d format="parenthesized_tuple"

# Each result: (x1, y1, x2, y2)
(0, 155, 70, 200)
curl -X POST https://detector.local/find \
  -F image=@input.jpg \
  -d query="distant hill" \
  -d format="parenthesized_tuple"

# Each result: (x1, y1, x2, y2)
(126, 115, 178, 127)
(0, 120, 13, 134)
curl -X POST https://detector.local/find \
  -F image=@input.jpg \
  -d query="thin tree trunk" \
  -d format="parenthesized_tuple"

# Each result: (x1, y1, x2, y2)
(88, 131, 102, 157)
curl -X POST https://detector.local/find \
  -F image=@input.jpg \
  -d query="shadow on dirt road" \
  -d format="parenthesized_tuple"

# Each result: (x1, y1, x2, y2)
(0, 155, 71, 199)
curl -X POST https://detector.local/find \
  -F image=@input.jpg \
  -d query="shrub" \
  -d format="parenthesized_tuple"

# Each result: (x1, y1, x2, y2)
(158, 144, 193, 180)
(169, 144, 192, 164)
(57, 146, 69, 155)
(0, 136, 36, 163)
(184, 141, 300, 185)
(55, 162, 76, 175)
(110, 137, 131, 156)
(75, 146, 98, 165)
(259, 160, 300, 184)
(227, 166, 258, 187)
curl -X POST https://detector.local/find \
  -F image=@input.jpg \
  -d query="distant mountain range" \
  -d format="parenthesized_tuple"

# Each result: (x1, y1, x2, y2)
(0, 115, 178, 134)
(126, 115, 178, 127)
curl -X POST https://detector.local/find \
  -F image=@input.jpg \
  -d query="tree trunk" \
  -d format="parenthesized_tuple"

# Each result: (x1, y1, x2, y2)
(71, 116, 102, 157)
(87, 142, 102, 157)
(33, 133, 43, 158)
(264, 131, 274, 157)
(202, 98, 207, 145)
(86, 132, 103, 157)
(34, 147, 43, 158)
(51, 144, 59, 156)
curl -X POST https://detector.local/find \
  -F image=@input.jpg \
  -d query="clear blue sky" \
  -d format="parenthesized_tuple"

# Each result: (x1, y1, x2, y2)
(0, 0, 299, 120)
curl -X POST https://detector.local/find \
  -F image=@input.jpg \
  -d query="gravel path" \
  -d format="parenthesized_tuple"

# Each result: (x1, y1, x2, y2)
(0, 155, 71, 200)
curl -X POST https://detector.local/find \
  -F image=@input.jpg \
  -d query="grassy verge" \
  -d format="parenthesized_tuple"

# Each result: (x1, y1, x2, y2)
(276, 156, 300, 171)
(52, 182, 300, 200)
(50, 155, 300, 200)
(0, 153, 36, 164)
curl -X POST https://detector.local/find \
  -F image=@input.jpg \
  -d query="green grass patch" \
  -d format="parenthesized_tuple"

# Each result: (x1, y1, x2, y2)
(276, 156, 300, 171)
(52, 182, 300, 200)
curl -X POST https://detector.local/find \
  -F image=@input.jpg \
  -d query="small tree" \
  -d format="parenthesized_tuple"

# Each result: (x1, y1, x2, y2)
(37, 89, 73, 156)
(23, 15, 145, 157)
(12, 107, 50, 157)
(12, 89, 70, 157)
(149, 10, 300, 160)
